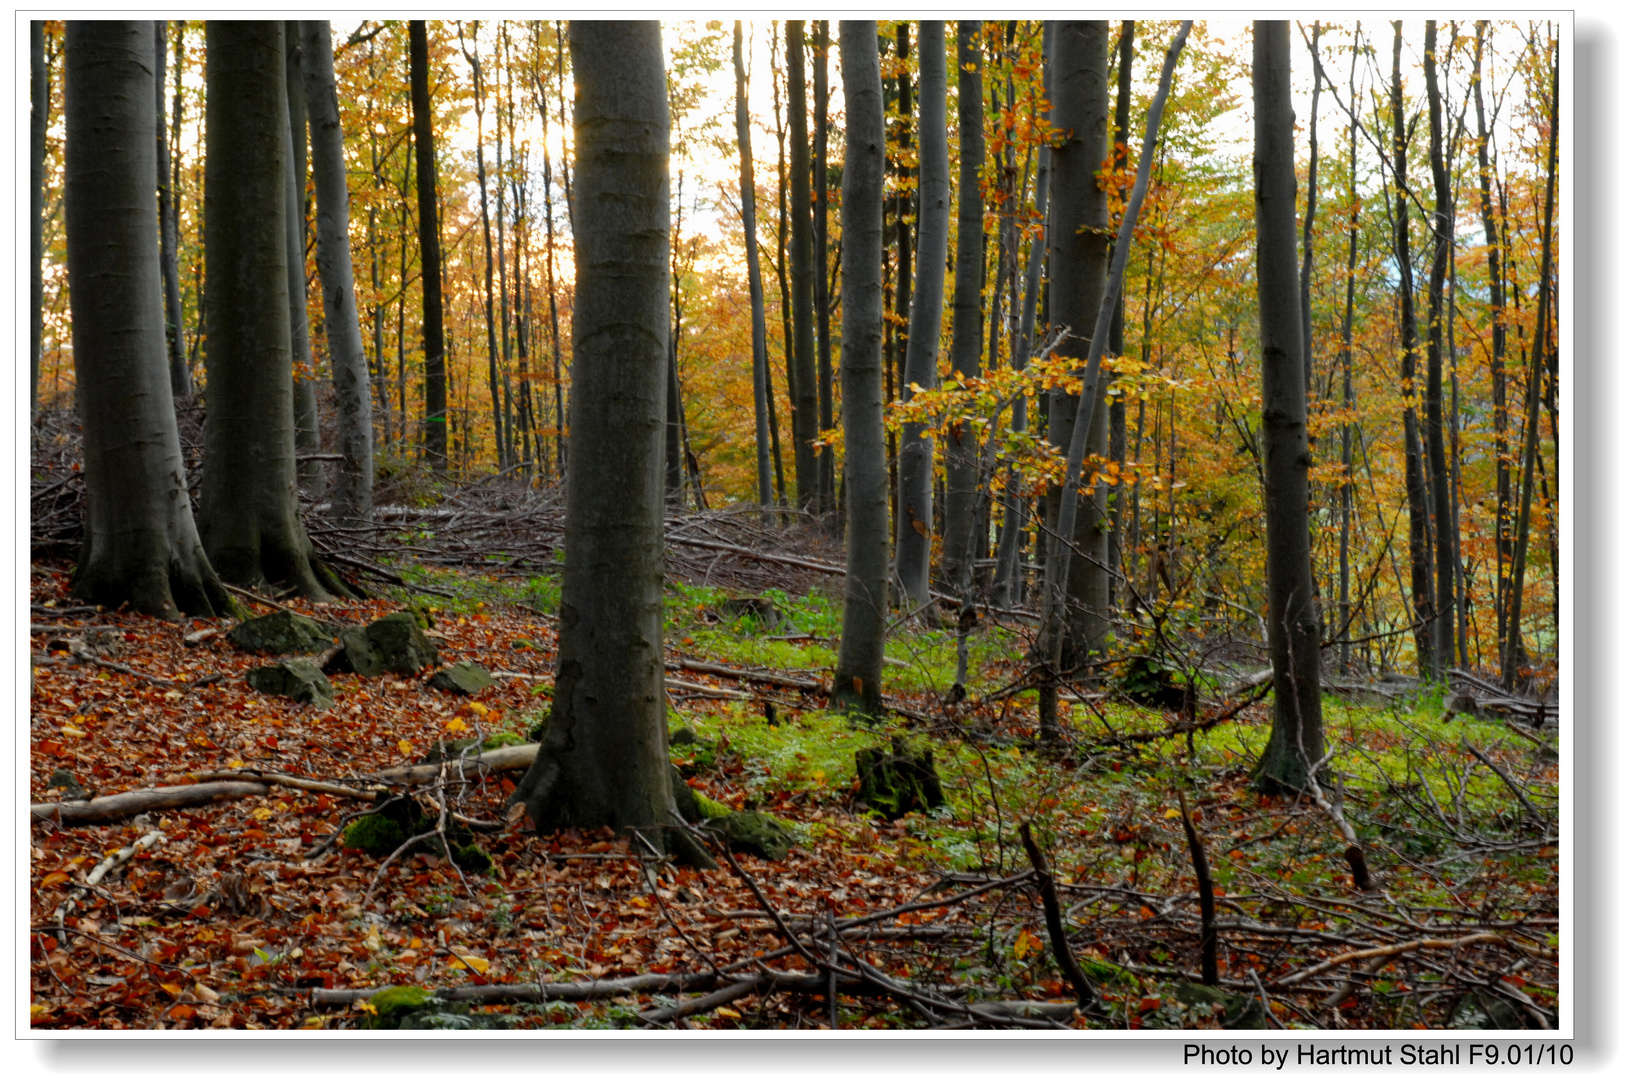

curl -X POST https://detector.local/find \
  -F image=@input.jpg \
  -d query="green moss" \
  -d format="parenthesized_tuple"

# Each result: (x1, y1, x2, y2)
(341, 814, 407, 856)
(452, 844, 493, 876)
(365, 985, 437, 1029)
(694, 792, 732, 819)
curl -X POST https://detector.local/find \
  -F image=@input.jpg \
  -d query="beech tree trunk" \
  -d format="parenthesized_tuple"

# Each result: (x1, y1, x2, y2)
(1250, 20, 1325, 795)
(300, 20, 373, 525)
(64, 20, 230, 619)
(1421, 20, 1457, 676)
(463, 24, 508, 473)
(1473, 22, 1512, 649)
(786, 21, 821, 512)
(940, 21, 986, 594)
(812, 22, 837, 517)
(509, 21, 709, 868)
(1337, 23, 1362, 671)
(155, 21, 190, 396)
(734, 22, 776, 521)
(1389, 22, 1436, 678)
(1044, 21, 1110, 670)
(409, 21, 448, 470)
(199, 21, 343, 600)
(892, 21, 948, 613)
(831, 21, 889, 719)
(1106, 20, 1134, 602)
(285, 23, 322, 498)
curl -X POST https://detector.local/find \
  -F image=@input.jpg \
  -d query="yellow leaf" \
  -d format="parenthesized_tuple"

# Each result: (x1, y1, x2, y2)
(1014, 930, 1041, 959)
(362, 925, 383, 952)
(448, 953, 489, 975)
(227, 758, 244, 768)
(61, 726, 86, 738)
(160, 983, 184, 999)
(444, 718, 470, 734)
(251, 807, 273, 821)
(398, 739, 414, 756)
(465, 701, 490, 717)
(358, 1001, 378, 1015)
(716, 1006, 742, 1019)
(1163, 807, 1182, 819)
(40, 871, 70, 888)
(301, 1016, 325, 1028)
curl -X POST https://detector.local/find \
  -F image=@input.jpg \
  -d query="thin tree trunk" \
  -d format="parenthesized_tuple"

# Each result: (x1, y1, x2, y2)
(787, 20, 821, 512)
(462, 24, 507, 472)
(893, 21, 948, 612)
(1106, 20, 1134, 605)
(831, 21, 890, 719)
(812, 21, 837, 517)
(409, 21, 448, 470)
(300, 20, 373, 525)
(1250, 20, 1325, 794)
(285, 24, 322, 497)
(64, 20, 230, 618)
(1299, 23, 1320, 396)
(1502, 31, 1556, 689)
(890, 22, 914, 546)
(1035, 23, 1189, 740)
(1422, 20, 1457, 676)
(1389, 22, 1435, 678)
(1337, 22, 1362, 672)
(735, 22, 776, 521)
(155, 21, 190, 396)
(31, 20, 48, 416)
(509, 22, 709, 869)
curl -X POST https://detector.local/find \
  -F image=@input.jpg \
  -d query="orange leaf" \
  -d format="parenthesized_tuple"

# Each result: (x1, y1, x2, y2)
(40, 872, 70, 889)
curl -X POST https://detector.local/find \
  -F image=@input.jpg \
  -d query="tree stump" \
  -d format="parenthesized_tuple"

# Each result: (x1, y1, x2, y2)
(855, 736, 944, 819)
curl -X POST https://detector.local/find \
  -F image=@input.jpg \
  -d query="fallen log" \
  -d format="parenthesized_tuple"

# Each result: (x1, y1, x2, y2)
(370, 743, 539, 785)
(669, 656, 825, 693)
(32, 782, 272, 825)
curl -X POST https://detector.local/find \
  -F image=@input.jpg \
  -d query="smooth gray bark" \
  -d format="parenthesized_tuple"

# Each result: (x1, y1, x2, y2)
(787, 21, 821, 512)
(462, 23, 508, 473)
(1044, 21, 1110, 673)
(1249, 20, 1325, 795)
(831, 21, 890, 719)
(286, 23, 322, 496)
(31, 21, 47, 416)
(939, 21, 986, 594)
(409, 21, 448, 469)
(1035, 22, 1189, 741)
(892, 20, 948, 613)
(734, 22, 776, 521)
(199, 22, 339, 600)
(1106, 20, 1134, 604)
(1473, 22, 1512, 645)
(300, 20, 373, 525)
(510, 21, 708, 867)
(812, 22, 836, 517)
(1337, 24, 1362, 671)
(64, 21, 229, 619)
(155, 21, 190, 396)
(1422, 21, 1457, 675)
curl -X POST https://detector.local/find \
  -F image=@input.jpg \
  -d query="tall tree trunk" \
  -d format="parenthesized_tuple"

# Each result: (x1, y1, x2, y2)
(1389, 22, 1435, 678)
(1473, 21, 1512, 660)
(735, 22, 776, 521)
(889, 22, 914, 543)
(64, 20, 230, 619)
(463, 24, 508, 472)
(1035, 23, 1190, 741)
(1250, 20, 1325, 795)
(31, 20, 48, 416)
(155, 21, 190, 396)
(409, 21, 448, 470)
(301, 20, 373, 525)
(1299, 23, 1320, 396)
(812, 22, 837, 517)
(200, 21, 344, 600)
(286, 24, 322, 497)
(1043, 20, 1110, 676)
(1337, 23, 1362, 671)
(787, 20, 821, 512)
(893, 21, 948, 613)
(940, 21, 986, 593)
(831, 21, 890, 718)
(1106, 20, 1134, 604)
(1422, 20, 1457, 676)
(1502, 32, 1556, 689)
(510, 21, 709, 870)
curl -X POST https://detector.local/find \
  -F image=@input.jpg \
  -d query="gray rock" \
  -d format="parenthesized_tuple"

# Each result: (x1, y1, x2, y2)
(325, 611, 440, 676)
(228, 610, 334, 655)
(246, 658, 335, 707)
(428, 661, 496, 695)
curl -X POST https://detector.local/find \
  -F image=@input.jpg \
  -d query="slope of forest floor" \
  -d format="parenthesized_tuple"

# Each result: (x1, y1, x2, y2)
(28, 550, 1559, 1031)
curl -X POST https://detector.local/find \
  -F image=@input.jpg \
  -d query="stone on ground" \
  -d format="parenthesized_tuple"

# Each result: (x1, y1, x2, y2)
(246, 658, 335, 707)
(428, 661, 496, 694)
(228, 610, 334, 655)
(324, 611, 440, 676)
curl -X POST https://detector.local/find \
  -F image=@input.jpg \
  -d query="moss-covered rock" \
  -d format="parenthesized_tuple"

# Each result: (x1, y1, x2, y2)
(451, 843, 493, 875)
(855, 737, 944, 820)
(364, 985, 437, 1029)
(701, 810, 794, 861)
(325, 611, 440, 676)
(1173, 982, 1266, 1029)
(429, 661, 497, 695)
(246, 658, 335, 707)
(46, 768, 88, 800)
(228, 610, 334, 655)
(340, 813, 407, 856)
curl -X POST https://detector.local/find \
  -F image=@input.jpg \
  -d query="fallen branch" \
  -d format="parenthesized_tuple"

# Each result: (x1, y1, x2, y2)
(1461, 738, 1551, 829)
(185, 770, 377, 801)
(32, 782, 271, 826)
(1018, 821, 1097, 1006)
(669, 656, 826, 693)
(370, 743, 538, 785)
(1271, 932, 1503, 989)
(49, 829, 164, 940)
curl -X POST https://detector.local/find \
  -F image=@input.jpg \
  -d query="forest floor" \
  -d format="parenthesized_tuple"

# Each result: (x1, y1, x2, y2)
(27, 545, 1560, 1032)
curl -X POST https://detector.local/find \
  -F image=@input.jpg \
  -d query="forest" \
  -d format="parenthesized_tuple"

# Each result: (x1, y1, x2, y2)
(29, 19, 1559, 1033)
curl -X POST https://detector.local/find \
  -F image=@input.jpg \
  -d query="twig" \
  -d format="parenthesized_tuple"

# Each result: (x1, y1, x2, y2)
(1018, 822, 1097, 1006)
(1270, 932, 1503, 989)
(1176, 790, 1218, 985)
(1461, 738, 1551, 828)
